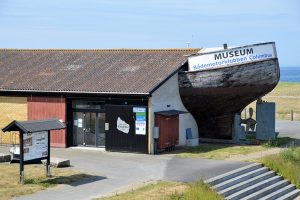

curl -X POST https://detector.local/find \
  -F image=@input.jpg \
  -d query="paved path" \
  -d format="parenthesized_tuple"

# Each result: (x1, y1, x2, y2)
(7, 148, 248, 200)
(276, 120, 300, 139)
(277, 120, 300, 146)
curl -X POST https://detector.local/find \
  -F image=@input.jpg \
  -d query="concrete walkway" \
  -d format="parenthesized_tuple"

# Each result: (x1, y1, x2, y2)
(276, 120, 300, 139)
(7, 148, 248, 200)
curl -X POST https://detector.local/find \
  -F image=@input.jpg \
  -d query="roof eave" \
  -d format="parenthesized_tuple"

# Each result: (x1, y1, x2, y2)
(0, 89, 150, 97)
(149, 60, 188, 95)
(2, 120, 27, 133)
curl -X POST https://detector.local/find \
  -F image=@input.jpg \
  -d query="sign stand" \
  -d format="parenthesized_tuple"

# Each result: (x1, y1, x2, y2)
(46, 130, 51, 177)
(1, 119, 65, 185)
(20, 131, 24, 184)
(19, 131, 52, 184)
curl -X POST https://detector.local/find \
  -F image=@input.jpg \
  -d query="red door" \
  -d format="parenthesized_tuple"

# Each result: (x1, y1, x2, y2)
(155, 114, 179, 149)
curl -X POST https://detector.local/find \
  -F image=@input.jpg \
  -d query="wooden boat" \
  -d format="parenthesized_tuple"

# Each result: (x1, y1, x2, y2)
(178, 42, 280, 139)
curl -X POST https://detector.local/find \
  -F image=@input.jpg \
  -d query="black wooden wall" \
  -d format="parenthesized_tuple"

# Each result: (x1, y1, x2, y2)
(105, 105, 148, 153)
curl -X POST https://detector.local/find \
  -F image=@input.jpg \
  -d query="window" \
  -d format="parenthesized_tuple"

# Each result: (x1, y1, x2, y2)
(72, 100, 105, 110)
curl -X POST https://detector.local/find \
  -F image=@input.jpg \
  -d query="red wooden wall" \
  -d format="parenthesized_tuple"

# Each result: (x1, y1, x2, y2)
(27, 96, 66, 147)
(155, 114, 179, 149)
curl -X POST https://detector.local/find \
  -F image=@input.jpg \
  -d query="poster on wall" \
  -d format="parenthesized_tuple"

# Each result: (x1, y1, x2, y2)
(133, 107, 146, 135)
(74, 120, 78, 126)
(23, 131, 48, 161)
(135, 121, 146, 135)
(117, 117, 130, 134)
(78, 118, 83, 128)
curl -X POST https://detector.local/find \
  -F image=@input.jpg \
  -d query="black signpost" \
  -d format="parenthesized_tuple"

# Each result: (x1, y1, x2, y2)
(47, 130, 51, 177)
(2, 119, 65, 184)
(19, 131, 24, 184)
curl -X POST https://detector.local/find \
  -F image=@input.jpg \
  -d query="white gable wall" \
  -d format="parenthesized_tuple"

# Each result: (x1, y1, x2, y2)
(149, 73, 198, 154)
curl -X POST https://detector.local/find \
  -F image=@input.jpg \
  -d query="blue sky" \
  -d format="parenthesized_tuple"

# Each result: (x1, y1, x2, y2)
(0, 0, 299, 67)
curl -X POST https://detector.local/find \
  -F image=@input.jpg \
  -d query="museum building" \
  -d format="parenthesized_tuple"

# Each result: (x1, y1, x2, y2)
(0, 48, 200, 154)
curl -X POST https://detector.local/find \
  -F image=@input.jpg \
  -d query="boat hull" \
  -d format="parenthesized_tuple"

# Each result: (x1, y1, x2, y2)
(179, 59, 280, 139)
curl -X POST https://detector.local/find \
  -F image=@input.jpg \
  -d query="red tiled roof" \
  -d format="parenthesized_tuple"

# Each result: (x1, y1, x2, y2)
(0, 49, 200, 95)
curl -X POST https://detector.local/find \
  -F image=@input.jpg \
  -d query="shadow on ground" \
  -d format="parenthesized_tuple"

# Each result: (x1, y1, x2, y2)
(30, 174, 107, 187)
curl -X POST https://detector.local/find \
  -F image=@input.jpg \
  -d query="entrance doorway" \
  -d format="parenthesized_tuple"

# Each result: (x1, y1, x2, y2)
(73, 112, 106, 147)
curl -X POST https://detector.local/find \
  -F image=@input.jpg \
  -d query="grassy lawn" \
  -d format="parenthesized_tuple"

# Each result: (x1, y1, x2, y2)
(176, 137, 295, 160)
(98, 180, 222, 200)
(0, 163, 90, 200)
(242, 82, 300, 121)
(262, 137, 295, 148)
(176, 143, 268, 160)
(261, 147, 300, 188)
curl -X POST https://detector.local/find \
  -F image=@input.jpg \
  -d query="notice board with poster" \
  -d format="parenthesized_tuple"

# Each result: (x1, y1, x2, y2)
(133, 107, 146, 135)
(1, 118, 65, 184)
(23, 131, 48, 161)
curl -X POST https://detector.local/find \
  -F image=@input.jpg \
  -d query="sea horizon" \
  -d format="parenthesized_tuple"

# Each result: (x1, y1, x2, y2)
(279, 66, 300, 83)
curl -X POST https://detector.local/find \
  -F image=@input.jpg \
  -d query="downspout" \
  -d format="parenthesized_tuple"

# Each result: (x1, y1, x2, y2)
(148, 97, 152, 154)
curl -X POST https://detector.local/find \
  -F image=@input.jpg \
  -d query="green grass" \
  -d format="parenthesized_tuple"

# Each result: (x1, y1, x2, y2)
(169, 181, 223, 200)
(262, 137, 295, 148)
(98, 180, 222, 200)
(0, 163, 90, 200)
(175, 137, 295, 160)
(242, 82, 300, 121)
(98, 181, 185, 200)
(176, 143, 267, 160)
(261, 147, 300, 188)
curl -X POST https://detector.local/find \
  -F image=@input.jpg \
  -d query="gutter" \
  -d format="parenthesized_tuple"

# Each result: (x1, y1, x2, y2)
(0, 89, 150, 97)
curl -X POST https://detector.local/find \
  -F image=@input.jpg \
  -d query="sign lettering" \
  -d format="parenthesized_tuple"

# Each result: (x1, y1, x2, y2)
(188, 42, 277, 71)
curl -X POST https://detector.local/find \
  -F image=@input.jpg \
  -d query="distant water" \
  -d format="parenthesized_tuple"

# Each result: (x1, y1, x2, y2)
(280, 67, 300, 82)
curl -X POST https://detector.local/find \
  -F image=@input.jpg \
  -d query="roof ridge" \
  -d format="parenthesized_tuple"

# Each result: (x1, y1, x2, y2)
(0, 48, 201, 52)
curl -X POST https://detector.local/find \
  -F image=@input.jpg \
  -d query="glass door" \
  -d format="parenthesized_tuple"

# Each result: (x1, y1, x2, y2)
(73, 112, 84, 146)
(83, 112, 96, 146)
(73, 111, 105, 147)
(96, 113, 105, 147)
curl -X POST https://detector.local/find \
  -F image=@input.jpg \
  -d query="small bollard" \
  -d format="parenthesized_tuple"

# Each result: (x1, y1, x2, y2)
(291, 109, 294, 121)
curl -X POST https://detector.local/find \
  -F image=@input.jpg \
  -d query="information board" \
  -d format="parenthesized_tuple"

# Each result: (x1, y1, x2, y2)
(23, 131, 48, 161)
(133, 107, 146, 135)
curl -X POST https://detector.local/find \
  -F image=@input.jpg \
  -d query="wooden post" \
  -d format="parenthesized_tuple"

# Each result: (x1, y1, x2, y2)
(46, 130, 51, 177)
(20, 132, 24, 184)
(291, 109, 294, 121)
